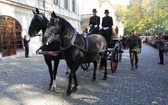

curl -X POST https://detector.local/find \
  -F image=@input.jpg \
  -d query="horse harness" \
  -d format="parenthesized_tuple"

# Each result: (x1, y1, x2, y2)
(61, 32, 89, 53)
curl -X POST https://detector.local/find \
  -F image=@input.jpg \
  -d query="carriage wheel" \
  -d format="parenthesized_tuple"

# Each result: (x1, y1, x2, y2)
(111, 52, 118, 73)
(118, 52, 122, 62)
(81, 63, 90, 70)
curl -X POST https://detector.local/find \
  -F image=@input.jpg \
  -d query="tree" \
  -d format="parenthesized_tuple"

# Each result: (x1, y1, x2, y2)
(113, 4, 127, 24)
(113, 0, 168, 35)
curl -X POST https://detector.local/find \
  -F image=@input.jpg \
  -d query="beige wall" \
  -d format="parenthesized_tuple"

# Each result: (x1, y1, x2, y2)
(0, 0, 81, 56)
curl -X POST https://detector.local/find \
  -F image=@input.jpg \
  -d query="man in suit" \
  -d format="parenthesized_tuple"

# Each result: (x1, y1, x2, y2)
(89, 9, 100, 34)
(23, 35, 30, 58)
(101, 10, 113, 45)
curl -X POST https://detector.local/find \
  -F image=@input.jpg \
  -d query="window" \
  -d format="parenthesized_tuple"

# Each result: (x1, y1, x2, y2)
(54, 0, 59, 5)
(72, 0, 76, 12)
(64, 0, 68, 9)
(43, 0, 45, 9)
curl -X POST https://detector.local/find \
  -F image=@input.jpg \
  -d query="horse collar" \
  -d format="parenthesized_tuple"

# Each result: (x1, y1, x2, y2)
(61, 32, 88, 53)
(61, 32, 77, 51)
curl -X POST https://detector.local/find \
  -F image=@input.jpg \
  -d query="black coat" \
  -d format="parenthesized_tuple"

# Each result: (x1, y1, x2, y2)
(101, 16, 113, 44)
(89, 16, 100, 26)
(23, 38, 30, 47)
(102, 16, 113, 29)
(89, 16, 100, 34)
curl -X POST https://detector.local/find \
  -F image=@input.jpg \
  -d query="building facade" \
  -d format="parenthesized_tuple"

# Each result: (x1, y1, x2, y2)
(0, 0, 124, 59)
(0, 0, 81, 57)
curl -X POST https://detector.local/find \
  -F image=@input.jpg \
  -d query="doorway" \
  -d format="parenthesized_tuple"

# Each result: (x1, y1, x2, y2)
(0, 16, 22, 57)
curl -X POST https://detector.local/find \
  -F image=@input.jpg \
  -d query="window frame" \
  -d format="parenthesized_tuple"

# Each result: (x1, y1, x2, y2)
(72, 0, 76, 12)
(64, 0, 69, 10)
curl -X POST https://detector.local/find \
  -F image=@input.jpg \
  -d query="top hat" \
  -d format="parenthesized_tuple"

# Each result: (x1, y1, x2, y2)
(104, 10, 109, 13)
(92, 9, 97, 12)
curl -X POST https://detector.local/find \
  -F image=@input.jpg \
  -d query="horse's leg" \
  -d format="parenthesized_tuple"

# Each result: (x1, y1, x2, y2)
(50, 57, 60, 91)
(72, 72, 78, 92)
(44, 56, 53, 90)
(92, 60, 97, 82)
(67, 71, 73, 95)
(102, 57, 107, 80)
(101, 53, 108, 80)
(65, 66, 69, 75)
(67, 62, 80, 96)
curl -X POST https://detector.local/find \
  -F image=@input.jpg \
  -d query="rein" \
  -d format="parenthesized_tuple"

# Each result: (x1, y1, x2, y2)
(29, 26, 38, 30)
(38, 50, 61, 56)
(57, 19, 99, 53)
(46, 17, 89, 53)
(86, 27, 97, 35)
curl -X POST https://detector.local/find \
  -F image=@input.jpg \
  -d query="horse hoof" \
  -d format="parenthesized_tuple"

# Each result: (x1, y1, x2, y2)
(50, 86, 57, 91)
(72, 87, 77, 92)
(66, 89, 72, 96)
(65, 71, 69, 75)
(103, 76, 107, 80)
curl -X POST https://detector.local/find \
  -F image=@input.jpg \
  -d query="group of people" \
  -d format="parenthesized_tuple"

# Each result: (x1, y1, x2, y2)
(88, 9, 113, 45)
(88, 9, 143, 70)
(123, 30, 167, 70)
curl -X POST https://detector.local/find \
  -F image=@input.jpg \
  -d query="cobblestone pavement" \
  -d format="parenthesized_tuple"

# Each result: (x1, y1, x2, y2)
(0, 44, 168, 105)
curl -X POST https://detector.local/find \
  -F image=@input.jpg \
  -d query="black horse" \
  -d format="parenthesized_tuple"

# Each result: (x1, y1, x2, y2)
(28, 8, 63, 91)
(44, 11, 108, 96)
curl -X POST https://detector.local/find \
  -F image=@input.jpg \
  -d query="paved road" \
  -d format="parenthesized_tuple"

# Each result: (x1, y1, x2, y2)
(0, 44, 168, 105)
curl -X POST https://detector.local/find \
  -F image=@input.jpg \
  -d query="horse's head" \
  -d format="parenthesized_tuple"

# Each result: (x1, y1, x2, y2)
(28, 8, 48, 37)
(44, 11, 62, 44)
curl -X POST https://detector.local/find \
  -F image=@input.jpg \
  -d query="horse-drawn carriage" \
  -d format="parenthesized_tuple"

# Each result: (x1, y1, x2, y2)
(81, 38, 123, 73)
(29, 8, 123, 95)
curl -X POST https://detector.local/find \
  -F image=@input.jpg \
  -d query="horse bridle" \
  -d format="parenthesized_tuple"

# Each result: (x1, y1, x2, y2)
(46, 17, 87, 52)
(29, 14, 44, 34)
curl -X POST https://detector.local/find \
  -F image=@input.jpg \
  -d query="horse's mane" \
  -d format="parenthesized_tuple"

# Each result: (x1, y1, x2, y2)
(56, 16, 75, 33)
(38, 13, 49, 34)
(41, 13, 49, 23)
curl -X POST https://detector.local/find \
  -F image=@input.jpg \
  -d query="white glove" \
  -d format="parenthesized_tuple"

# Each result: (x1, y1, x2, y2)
(94, 25, 98, 28)
(90, 24, 92, 27)
(103, 27, 109, 30)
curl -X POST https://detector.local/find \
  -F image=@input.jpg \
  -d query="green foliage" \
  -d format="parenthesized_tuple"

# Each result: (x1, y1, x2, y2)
(114, 0, 168, 35)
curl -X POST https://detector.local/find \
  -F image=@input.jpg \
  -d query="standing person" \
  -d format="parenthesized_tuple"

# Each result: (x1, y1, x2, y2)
(122, 35, 127, 49)
(165, 40, 168, 56)
(145, 37, 148, 45)
(101, 9, 113, 45)
(126, 30, 142, 70)
(89, 9, 100, 34)
(23, 35, 30, 58)
(157, 36, 165, 65)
